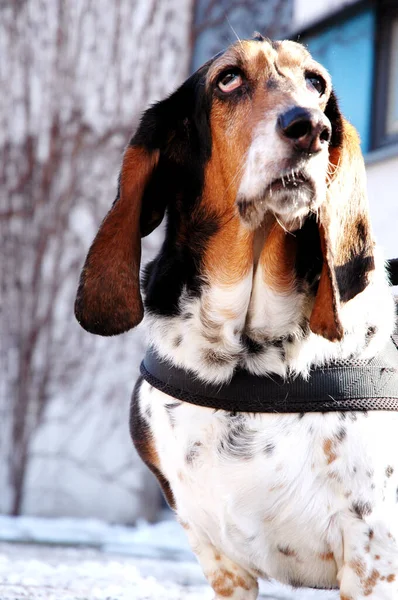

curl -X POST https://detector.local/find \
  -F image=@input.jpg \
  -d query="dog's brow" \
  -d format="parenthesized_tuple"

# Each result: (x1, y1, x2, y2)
(206, 40, 278, 87)
(206, 48, 244, 87)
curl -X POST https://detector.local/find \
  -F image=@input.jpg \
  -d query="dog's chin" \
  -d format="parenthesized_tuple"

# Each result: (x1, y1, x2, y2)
(236, 178, 322, 230)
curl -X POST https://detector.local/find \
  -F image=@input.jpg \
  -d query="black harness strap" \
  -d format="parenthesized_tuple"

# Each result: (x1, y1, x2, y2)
(141, 338, 398, 413)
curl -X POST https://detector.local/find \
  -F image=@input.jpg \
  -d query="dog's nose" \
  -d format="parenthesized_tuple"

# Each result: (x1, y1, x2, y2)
(278, 107, 331, 154)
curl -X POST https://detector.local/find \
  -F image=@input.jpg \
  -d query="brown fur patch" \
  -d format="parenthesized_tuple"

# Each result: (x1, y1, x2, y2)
(130, 380, 175, 509)
(323, 438, 338, 464)
(260, 221, 297, 293)
(309, 223, 343, 341)
(202, 213, 254, 284)
(328, 470, 342, 482)
(349, 558, 366, 579)
(363, 569, 380, 596)
(211, 568, 253, 597)
(320, 552, 334, 561)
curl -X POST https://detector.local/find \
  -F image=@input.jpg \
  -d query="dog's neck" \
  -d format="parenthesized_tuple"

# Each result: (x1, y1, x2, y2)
(143, 212, 395, 385)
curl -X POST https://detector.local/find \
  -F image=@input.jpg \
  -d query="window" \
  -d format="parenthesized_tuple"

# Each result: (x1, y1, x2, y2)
(300, 7, 375, 153)
(372, 2, 398, 149)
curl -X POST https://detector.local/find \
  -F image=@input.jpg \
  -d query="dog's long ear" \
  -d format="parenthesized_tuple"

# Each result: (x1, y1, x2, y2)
(75, 64, 213, 336)
(74, 142, 161, 336)
(309, 93, 375, 341)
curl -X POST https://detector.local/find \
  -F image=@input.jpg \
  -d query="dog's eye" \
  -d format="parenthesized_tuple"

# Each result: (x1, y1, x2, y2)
(305, 73, 326, 96)
(217, 70, 243, 93)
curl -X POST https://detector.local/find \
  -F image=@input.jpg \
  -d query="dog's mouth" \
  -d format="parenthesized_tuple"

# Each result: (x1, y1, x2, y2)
(268, 170, 311, 193)
(236, 169, 318, 230)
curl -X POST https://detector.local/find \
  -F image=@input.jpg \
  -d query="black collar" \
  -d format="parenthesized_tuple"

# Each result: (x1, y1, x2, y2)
(141, 337, 398, 413)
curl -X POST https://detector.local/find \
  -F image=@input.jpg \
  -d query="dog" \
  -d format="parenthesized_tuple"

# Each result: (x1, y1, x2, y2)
(75, 36, 398, 599)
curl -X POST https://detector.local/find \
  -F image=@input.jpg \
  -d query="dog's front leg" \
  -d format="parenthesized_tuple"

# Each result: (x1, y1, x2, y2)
(183, 524, 259, 599)
(337, 514, 398, 599)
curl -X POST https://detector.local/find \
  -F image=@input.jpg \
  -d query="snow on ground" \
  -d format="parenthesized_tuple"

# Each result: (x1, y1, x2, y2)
(0, 516, 339, 599)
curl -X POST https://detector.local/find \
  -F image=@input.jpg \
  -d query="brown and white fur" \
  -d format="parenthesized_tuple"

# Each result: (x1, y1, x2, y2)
(75, 37, 398, 599)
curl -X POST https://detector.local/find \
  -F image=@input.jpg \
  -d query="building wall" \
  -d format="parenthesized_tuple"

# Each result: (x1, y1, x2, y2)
(1, 0, 194, 523)
(293, 0, 359, 30)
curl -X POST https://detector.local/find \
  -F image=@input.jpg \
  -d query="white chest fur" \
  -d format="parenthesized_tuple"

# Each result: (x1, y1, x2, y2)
(146, 249, 395, 384)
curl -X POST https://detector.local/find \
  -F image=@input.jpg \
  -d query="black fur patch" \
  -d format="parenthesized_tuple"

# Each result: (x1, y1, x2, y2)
(335, 427, 347, 442)
(242, 335, 264, 355)
(294, 214, 323, 291)
(325, 91, 343, 148)
(143, 208, 219, 317)
(365, 325, 377, 346)
(173, 335, 183, 347)
(351, 500, 373, 518)
(264, 442, 275, 455)
(266, 77, 279, 90)
(334, 215, 375, 304)
(335, 255, 375, 304)
(185, 441, 202, 465)
(272, 338, 286, 361)
(165, 401, 182, 428)
(218, 418, 257, 460)
(253, 31, 265, 42)
(135, 61, 221, 318)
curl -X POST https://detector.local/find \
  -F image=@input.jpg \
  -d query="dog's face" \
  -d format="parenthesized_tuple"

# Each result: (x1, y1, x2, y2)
(75, 36, 374, 343)
(204, 38, 332, 229)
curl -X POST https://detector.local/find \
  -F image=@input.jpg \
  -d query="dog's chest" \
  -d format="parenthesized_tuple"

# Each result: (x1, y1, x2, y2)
(139, 380, 398, 587)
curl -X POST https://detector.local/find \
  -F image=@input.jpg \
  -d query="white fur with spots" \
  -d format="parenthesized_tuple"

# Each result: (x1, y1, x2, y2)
(138, 382, 398, 598)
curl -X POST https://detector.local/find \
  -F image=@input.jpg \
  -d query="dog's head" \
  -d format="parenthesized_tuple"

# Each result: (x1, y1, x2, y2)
(75, 37, 374, 341)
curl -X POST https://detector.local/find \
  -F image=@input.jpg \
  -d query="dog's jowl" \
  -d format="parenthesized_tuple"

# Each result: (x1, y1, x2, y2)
(75, 37, 398, 600)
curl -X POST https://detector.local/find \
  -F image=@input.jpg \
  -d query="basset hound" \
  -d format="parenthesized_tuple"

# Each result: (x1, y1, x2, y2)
(75, 36, 398, 599)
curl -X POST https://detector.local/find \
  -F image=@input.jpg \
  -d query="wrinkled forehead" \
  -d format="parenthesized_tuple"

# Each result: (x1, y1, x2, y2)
(206, 39, 325, 85)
